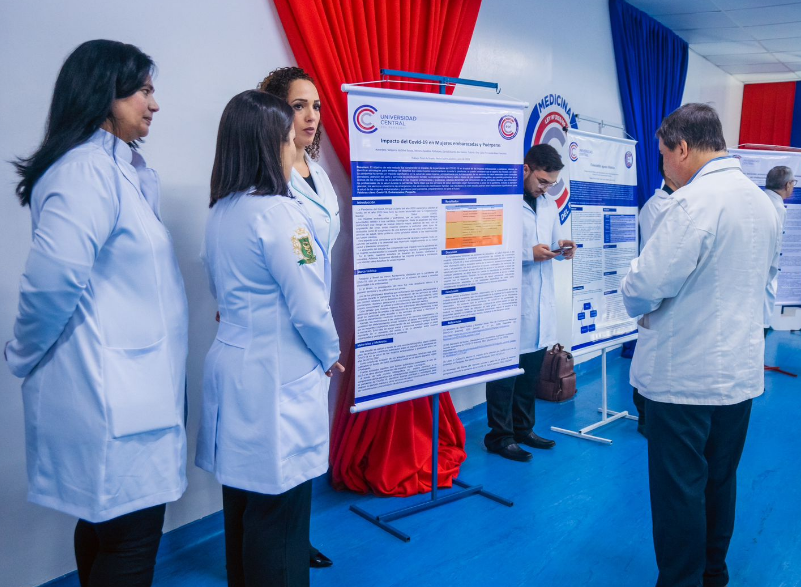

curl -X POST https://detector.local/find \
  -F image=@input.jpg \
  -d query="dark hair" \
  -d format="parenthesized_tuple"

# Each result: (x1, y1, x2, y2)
(257, 66, 321, 160)
(766, 165, 794, 191)
(209, 90, 295, 207)
(656, 103, 726, 152)
(13, 40, 154, 206)
(524, 143, 564, 172)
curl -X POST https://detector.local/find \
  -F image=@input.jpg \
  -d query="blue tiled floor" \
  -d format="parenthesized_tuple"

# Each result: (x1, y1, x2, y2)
(45, 332, 801, 587)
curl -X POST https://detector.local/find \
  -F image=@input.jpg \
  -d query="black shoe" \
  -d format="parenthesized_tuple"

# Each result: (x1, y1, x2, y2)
(516, 432, 555, 450)
(487, 442, 532, 462)
(310, 551, 333, 568)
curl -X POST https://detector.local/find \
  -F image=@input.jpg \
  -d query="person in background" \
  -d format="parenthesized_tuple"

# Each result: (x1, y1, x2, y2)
(195, 90, 342, 587)
(6, 40, 188, 587)
(621, 103, 780, 587)
(484, 143, 576, 462)
(631, 154, 679, 436)
(763, 165, 794, 336)
(258, 66, 340, 569)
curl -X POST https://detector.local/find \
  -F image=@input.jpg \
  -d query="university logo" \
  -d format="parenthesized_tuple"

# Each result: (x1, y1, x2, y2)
(524, 93, 578, 224)
(353, 105, 378, 134)
(625, 151, 634, 168)
(292, 227, 317, 265)
(498, 115, 519, 140)
(569, 141, 579, 162)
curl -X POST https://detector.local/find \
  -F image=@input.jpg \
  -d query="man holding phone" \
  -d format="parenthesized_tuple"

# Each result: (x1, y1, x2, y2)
(484, 143, 576, 462)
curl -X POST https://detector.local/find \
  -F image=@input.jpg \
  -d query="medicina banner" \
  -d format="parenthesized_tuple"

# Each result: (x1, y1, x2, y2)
(344, 85, 526, 412)
(567, 129, 638, 353)
(730, 149, 801, 307)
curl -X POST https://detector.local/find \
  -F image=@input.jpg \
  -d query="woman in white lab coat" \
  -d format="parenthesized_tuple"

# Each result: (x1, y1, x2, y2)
(7, 40, 188, 586)
(258, 67, 340, 260)
(258, 66, 340, 569)
(195, 90, 342, 587)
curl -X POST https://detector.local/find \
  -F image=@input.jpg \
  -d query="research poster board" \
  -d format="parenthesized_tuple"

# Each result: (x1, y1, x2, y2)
(729, 148, 801, 307)
(567, 130, 638, 353)
(345, 85, 527, 412)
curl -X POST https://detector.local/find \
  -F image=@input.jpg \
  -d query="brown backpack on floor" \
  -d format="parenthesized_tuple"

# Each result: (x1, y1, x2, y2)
(537, 343, 577, 402)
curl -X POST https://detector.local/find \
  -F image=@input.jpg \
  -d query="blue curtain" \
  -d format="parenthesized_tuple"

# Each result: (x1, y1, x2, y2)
(609, 0, 688, 208)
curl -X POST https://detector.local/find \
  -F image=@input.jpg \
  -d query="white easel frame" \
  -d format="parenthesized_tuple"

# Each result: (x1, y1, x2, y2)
(550, 333, 638, 444)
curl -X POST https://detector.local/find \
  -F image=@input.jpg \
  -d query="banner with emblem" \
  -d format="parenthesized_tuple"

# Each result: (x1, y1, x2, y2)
(344, 85, 527, 411)
(730, 148, 801, 308)
(523, 93, 579, 225)
(567, 129, 638, 353)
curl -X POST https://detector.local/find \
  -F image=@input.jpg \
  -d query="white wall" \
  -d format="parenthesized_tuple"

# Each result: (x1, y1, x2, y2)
(0, 0, 746, 584)
(448, 3, 745, 412)
(450, 0, 633, 411)
(682, 49, 744, 148)
(0, 2, 350, 586)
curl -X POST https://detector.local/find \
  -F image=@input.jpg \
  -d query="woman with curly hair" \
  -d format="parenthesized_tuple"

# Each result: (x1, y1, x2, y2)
(258, 67, 340, 261)
(258, 66, 341, 570)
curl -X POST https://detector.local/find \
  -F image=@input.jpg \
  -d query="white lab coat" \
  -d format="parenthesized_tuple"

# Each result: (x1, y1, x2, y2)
(195, 192, 340, 495)
(764, 189, 787, 325)
(521, 194, 565, 354)
(290, 154, 340, 259)
(639, 187, 673, 246)
(5, 129, 189, 522)
(621, 157, 780, 405)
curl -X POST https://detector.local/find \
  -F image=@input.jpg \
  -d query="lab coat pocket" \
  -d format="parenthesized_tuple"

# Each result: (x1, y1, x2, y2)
(631, 324, 659, 390)
(103, 337, 181, 438)
(278, 367, 327, 461)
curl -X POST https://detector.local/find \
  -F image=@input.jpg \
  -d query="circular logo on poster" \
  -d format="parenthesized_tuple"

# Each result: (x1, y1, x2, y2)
(523, 93, 578, 224)
(569, 141, 579, 161)
(625, 151, 634, 168)
(498, 115, 519, 140)
(353, 105, 378, 134)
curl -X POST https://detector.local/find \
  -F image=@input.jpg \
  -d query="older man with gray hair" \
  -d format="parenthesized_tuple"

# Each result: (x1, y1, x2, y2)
(621, 103, 781, 587)
(764, 165, 795, 331)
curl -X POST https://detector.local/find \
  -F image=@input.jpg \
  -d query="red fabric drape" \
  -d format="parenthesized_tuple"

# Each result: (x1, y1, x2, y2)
(273, 0, 482, 496)
(273, 0, 482, 172)
(739, 82, 796, 147)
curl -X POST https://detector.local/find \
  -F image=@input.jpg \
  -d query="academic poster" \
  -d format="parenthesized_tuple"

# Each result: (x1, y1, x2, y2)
(730, 148, 801, 307)
(568, 130, 638, 353)
(345, 86, 526, 411)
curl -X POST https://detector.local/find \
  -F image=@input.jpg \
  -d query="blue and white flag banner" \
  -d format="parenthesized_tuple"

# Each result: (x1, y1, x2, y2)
(730, 148, 801, 307)
(567, 129, 638, 353)
(344, 85, 527, 412)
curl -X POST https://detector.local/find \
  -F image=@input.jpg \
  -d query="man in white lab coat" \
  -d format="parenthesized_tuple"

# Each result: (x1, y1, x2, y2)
(484, 144, 575, 462)
(632, 154, 678, 435)
(621, 103, 781, 587)
(763, 165, 794, 334)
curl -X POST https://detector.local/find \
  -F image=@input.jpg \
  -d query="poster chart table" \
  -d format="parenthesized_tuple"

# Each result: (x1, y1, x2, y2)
(550, 129, 639, 445)
(344, 71, 527, 540)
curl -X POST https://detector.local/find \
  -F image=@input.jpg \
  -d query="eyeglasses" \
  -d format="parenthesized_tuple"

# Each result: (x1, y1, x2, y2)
(790, 180, 798, 187)
(534, 175, 558, 188)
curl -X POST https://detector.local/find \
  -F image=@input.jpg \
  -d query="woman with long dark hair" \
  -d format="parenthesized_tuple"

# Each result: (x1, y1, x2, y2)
(195, 90, 342, 587)
(6, 40, 189, 586)
(257, 65, 340, 570)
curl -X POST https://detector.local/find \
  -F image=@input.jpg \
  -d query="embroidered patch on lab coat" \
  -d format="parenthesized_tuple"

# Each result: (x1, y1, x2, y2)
(292, 227, 317, 265)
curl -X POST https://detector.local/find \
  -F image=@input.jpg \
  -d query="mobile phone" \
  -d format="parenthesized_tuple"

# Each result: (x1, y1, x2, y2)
(551, 245, 573, 253)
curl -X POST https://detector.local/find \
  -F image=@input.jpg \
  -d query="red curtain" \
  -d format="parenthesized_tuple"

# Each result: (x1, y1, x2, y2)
(273, 0, 482, 496)
(739, 82, 796, 147)
(273, 0, 482, 171)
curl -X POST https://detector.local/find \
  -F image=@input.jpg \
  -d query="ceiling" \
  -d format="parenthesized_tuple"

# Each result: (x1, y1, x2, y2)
(626, 0, 801, 83)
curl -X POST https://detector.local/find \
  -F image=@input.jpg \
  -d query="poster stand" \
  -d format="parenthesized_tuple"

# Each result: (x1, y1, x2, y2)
(347, 70, 514, 542)
(550, 334, 638, 445)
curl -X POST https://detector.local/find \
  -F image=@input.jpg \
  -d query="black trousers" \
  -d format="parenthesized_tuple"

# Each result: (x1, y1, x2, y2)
(485, 348, 546, 450)
(645, 397, 753, 587)
(633, 387, 646, 428)
(223, 480, 312, 587)
(74, 504, 166, 587)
